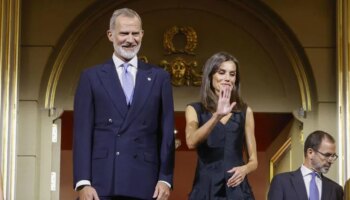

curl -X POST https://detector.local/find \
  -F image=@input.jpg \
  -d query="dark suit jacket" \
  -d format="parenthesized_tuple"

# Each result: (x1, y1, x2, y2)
(268, 168, 343, 200)
(73, 59, 175, 199)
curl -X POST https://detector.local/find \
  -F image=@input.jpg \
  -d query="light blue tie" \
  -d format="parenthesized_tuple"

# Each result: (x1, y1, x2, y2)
(309, 172, 319, 200)
(121, 63, 134, 105)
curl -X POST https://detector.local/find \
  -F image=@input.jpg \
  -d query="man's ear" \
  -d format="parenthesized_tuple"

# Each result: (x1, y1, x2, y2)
(307, 148, 314, 157)
(107, 30, 113, 42)
(139, 29, 144, 40)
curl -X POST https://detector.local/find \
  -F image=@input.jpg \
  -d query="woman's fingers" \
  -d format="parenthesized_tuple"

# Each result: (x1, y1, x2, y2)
(219, 85, 231, 100)
(227, 174, 243, 187)
(217, 85, 236, 115)
(227, 166, 246, 187)
(230, 102, 237, 110)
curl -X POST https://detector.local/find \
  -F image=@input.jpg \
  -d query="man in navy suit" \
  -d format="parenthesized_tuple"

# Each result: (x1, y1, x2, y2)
(268, 130, 343, 200)
(73, 8, 175, 200)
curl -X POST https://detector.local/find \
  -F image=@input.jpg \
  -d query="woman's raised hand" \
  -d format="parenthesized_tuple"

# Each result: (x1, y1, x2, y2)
(216, 85, 236, 117)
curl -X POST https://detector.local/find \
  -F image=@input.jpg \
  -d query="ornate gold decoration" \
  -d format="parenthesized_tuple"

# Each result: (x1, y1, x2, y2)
(163, 26, 198, 55)
(160, 57, 201, 87)
(161, 26, 202, 86)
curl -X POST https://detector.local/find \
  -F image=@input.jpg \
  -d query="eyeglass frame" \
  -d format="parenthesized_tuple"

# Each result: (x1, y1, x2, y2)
(312, 149, 338, 162)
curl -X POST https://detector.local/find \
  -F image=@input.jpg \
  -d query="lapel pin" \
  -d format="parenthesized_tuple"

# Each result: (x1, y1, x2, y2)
(147, 77, 151, 81)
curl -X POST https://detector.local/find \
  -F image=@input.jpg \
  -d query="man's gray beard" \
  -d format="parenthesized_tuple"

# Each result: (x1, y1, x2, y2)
(320, 167, 329, 174)
(115, 44, 141, 60)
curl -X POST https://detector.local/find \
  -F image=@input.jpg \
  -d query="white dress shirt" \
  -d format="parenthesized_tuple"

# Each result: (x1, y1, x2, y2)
(112, 54, 138, 86)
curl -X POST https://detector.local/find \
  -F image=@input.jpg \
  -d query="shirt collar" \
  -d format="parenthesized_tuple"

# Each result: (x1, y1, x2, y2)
(112, 54, 138, 68)
(301, 164, 321, 178)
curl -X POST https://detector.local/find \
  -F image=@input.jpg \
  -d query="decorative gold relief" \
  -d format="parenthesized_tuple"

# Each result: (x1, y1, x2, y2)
(163, 26, 198, 55)
(161, 26, 202, 86)
(160, 57, 201, 87)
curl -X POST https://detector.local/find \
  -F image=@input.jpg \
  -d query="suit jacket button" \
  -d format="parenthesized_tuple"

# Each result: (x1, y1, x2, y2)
(116, 152, 120, 156)
(108, 118, 113, 123)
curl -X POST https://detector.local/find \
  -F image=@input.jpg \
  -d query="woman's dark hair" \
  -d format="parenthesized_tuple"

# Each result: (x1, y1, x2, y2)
(200, 51, 245, 112)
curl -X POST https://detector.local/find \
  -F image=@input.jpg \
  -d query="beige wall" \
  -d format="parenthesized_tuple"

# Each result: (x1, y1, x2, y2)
(264, 0, 339, 180)
(19, 1, 96, 199)
(17, 0, 338, 199)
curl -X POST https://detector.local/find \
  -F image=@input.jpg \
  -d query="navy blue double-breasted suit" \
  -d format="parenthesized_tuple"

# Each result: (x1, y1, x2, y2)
(73, 59, 175, 199)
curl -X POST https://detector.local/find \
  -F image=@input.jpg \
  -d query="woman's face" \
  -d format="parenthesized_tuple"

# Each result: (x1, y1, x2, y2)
(211, 60, 237, 96)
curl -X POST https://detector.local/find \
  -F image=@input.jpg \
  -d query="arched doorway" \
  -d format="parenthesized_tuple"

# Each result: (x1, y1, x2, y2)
(38, 1, 315, 199)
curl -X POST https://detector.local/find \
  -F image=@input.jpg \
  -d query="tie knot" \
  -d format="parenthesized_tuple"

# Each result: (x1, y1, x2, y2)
(122, 63, 130, 72)
(311, 171, 318, 179)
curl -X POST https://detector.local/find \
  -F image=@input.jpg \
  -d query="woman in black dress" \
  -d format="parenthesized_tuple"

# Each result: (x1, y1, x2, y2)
(186, 52, 258, 199)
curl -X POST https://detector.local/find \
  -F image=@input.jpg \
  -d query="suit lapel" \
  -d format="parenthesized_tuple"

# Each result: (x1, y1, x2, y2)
(120, 61, 155, 132)
(291, 169, 308, 200)
(321, 175, 331, 200)
(97, 60, 128, 117)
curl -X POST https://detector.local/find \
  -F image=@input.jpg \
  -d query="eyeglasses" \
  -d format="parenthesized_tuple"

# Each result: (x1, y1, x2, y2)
(313, 149, 338, 162)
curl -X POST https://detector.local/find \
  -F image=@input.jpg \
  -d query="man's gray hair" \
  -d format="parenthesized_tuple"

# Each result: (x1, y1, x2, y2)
(109, 8, 142, 30)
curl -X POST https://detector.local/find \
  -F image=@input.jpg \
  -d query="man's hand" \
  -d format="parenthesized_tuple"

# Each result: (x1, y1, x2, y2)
(153, 182, 170, 200)
(78, 186, 99, 200)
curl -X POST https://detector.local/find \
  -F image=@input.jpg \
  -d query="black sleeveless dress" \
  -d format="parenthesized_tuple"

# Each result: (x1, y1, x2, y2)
(189, 103, 255, 200)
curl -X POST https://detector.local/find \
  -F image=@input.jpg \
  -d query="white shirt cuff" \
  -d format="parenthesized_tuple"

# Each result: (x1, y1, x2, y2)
(158, 180, 171, 188)
(75, 180, 91, 191)
(75, 180, 170, 190)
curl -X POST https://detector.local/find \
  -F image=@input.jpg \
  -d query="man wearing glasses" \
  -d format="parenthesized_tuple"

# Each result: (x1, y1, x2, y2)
(268, 130, 343, 200)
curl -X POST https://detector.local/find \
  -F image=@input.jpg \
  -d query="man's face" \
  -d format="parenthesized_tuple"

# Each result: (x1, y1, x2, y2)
(310, 139, 337, 174)
(107, 15, 144, 62)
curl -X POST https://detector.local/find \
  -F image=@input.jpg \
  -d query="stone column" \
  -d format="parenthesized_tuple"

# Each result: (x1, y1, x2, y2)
(0, 0, 21, 199)
(337, 0, 350, 185)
